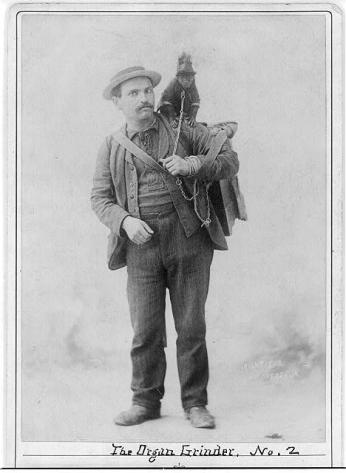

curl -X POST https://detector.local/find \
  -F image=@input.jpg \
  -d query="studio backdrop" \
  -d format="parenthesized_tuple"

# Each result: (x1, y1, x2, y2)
(18, 8, 328, 447)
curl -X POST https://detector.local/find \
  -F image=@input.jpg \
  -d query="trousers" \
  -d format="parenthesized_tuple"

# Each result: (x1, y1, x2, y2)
(126, 203, 214, 410)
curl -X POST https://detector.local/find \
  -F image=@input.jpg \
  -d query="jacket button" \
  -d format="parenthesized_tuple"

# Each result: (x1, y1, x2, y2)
(130, 194, 134, 199)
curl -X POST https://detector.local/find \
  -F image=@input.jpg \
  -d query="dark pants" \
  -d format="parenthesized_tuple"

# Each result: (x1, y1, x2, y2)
(126, 203, 214, 410)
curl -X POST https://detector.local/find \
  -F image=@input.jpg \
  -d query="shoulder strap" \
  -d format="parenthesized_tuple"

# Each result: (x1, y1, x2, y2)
(205, 130, 228, 165)
(113, 126, 227, 176)
(113, 130, 165, 174)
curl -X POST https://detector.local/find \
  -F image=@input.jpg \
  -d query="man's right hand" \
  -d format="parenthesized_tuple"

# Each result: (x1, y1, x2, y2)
(121, 216, 154, 245)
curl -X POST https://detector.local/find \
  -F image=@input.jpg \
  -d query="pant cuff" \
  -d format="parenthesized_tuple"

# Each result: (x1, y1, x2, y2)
(183, 402, 207, 411)
(132, 400, 161, 411)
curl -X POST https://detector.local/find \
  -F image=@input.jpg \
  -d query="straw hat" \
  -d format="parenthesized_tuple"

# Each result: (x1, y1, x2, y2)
(103, 66, 161, 100)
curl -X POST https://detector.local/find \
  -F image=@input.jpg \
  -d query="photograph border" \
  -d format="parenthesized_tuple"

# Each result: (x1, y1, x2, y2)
(3, 1, 344, 468)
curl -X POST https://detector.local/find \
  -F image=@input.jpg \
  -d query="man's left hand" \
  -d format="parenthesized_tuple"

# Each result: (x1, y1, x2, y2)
(160, 155, 189, 176)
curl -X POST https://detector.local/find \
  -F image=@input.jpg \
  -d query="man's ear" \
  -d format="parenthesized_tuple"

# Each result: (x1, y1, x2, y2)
(112, 96, 121, 110)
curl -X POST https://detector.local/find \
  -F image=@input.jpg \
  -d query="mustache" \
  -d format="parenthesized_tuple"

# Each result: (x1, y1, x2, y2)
(137, 103, 154, 111)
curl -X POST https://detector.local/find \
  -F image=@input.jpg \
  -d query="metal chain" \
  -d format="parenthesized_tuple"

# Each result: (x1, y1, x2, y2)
(193, 181, 211, 227)
(173, 90, 211, 227)
(175, 178, 198, 201)
(172, 90, 185, 155)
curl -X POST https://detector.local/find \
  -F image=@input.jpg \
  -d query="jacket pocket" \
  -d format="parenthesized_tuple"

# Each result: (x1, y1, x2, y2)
(107, 232, 127, 270)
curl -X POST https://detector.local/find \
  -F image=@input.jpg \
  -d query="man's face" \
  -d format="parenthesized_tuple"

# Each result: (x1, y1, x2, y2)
(113, 76, 155, 123)
(177, 74, 194, 89)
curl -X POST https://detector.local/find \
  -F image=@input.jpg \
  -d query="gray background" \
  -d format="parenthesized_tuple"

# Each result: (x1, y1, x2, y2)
(21, 13, 326, 441)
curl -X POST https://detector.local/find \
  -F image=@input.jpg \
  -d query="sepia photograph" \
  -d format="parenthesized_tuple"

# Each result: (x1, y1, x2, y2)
(2, 1, 344, 468)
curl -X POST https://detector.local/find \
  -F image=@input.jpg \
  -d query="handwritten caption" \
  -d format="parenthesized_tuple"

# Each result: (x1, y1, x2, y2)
(110, 443, 300, 463)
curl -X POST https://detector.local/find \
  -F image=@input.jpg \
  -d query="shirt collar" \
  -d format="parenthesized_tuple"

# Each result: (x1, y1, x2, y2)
(126, 116, 159, 140)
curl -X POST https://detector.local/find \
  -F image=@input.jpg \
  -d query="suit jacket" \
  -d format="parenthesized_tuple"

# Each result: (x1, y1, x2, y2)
(91, 113, 242, 270)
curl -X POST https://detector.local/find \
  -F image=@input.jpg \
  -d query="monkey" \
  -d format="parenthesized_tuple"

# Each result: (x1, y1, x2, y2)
(158, 53, 200, 127)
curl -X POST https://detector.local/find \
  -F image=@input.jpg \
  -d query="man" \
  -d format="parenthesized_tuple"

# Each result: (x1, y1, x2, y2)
(91, 66, 239, 428)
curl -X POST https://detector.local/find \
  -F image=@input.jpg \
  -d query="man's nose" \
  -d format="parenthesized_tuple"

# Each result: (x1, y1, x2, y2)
(138, 90, 148, 101)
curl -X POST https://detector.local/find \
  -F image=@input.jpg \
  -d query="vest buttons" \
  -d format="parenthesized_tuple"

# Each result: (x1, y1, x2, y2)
(130, 194, 135, 199)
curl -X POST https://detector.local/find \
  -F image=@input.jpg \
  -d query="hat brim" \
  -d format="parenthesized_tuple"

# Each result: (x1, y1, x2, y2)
(103, 69, 161, 100)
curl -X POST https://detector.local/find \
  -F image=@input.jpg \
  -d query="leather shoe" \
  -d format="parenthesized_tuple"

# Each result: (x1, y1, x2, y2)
(114, 405, 160, 426)
(185, 406, 215, 429)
